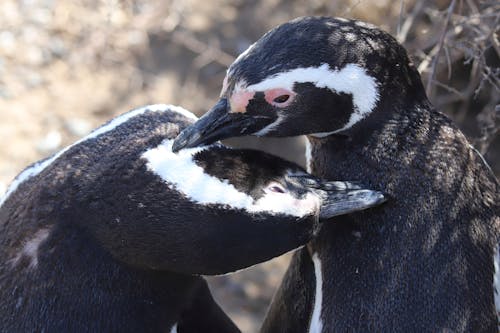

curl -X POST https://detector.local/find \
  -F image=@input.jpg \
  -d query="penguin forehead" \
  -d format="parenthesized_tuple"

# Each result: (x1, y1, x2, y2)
(141, 140, 319, 217)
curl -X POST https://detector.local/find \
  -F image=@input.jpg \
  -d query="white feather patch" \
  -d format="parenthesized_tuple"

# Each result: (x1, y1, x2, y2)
(254, 114, 286, 136)
(244, 63, 379, 135)
(494, 243, 499, 324)
(0, 104, 196, 208)
(309, 252, 324, 333)
(11, 227, 51, 268)
(141, 140, 319, 217)
(230, 42, 256, 71)
(469, 143, 494, 176)
(304, 137, 312, 173)
(169, 323, 178, 333)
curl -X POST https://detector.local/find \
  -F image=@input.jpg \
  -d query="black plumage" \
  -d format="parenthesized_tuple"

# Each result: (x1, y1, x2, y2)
(0, 104, 384, 332)
(173, 17, 500, 332)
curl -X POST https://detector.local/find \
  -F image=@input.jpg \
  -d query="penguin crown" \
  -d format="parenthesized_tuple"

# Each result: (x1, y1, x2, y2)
(225, 16, 418, 98)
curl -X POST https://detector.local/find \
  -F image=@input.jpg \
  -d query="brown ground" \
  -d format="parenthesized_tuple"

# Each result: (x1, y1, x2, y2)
(0, 1, 497, 332)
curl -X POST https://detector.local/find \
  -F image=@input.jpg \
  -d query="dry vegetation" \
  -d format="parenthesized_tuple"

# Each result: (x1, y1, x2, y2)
(0, 0, 498, 331)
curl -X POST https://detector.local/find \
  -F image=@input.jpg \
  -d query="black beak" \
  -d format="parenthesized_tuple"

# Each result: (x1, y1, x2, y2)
(291, 176, 386, 219)
(317, 181, 386, 219)
(172, 98, 273, 152)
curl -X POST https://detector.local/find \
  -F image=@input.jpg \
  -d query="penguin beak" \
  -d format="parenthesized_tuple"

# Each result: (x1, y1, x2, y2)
(292, 177, 386, 219)
(317, 181, 386, 219)
(172, 98, 273, 152)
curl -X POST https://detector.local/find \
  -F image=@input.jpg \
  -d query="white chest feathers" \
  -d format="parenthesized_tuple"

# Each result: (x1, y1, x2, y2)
(309, 252, 324, 333)
(494, 244, 499, 324)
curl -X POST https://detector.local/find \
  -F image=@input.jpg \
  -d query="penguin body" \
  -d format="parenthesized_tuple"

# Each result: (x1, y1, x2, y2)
(172, 17, 500, 332)
(0, 104, 384, 332)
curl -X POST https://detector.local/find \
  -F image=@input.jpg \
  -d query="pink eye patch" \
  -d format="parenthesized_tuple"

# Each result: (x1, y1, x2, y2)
(229, 88, 295, 113)
(264, 88, 295, 107)
(229, 90, 255, 113)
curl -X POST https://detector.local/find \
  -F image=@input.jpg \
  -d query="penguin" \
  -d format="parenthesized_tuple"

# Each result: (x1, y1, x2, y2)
(172, 17, 500, 332)
(0, 104, 385, 332)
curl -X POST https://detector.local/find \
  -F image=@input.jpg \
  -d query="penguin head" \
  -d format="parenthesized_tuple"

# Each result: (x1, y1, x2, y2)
(172, 16, 427, 151)
(143, 140, 385, 220)
(84, 133, 384, 272)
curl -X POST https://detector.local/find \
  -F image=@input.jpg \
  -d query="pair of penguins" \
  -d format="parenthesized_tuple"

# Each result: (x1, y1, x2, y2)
(1, 16, 499, 332)
(0, 103, 383, 332)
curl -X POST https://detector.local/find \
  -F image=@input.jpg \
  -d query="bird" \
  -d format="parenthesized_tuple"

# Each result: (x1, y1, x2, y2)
(172, 16, 500, 332)
(0, 104, 385, 332)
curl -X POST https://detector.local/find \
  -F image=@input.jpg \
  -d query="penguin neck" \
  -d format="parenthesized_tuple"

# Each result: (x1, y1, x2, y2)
(349, 85, 432, 141)
(304, 104, 498, 333)
(306, 96, 444, 182)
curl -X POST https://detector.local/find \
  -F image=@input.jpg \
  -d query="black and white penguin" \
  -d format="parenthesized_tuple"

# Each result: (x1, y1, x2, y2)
(0, 104, 385, 332)
(172, 17, 500, 332)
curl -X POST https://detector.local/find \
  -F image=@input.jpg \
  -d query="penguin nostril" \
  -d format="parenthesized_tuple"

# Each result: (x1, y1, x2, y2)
(273, 95, 290, 104)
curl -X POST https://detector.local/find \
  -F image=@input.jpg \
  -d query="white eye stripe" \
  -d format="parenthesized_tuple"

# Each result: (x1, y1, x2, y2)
(143, 140, 254, 209)
(254, 191, 320, 217)
(246, 63, 380, 135)
(142, 140, 319, 217)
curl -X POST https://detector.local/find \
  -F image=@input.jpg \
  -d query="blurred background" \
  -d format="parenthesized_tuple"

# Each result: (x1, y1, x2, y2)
(0, 0, 498, 331)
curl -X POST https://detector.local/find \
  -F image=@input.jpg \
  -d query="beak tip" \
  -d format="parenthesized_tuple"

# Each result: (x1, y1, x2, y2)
(171, 139, 183, 153)
(375, 191, 387, 204)
(171, 128, 203, 153)
(364, 191, 387, 207)
(318, 189, 388, 220)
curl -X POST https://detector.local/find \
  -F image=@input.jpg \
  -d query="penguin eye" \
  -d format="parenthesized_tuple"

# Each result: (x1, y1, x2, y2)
(264, 182, 287, 194)
(269, 185, 286, 193)
(273, 95, 290, 104)
(264, 88, 295, 107)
